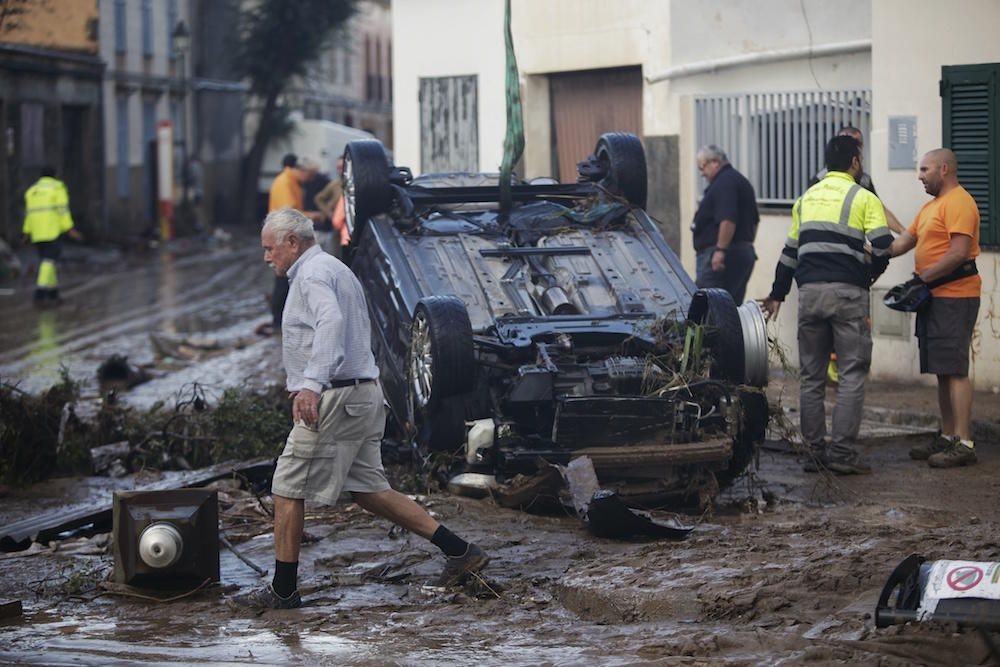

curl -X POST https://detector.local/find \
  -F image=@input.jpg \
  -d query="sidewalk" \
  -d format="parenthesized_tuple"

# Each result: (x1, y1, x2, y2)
(766, 370, 1000, 444)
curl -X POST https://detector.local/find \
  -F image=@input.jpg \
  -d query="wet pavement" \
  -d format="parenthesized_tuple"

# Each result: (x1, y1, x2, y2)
(0, 239, 283, 407)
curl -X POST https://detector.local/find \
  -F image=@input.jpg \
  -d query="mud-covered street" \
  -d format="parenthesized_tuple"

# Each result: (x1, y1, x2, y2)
(2, 240, 1000, 666)
(2, 433, 1000, 665)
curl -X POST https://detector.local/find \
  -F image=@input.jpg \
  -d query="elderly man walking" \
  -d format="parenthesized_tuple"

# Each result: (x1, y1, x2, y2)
(890, 149, 981, 468)
(761, 136, 892, 475)
(233, 208, 488, 609)
(692, 145, 760, 304)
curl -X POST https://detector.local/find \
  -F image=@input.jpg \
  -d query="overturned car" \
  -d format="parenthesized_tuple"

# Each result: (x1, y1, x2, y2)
(343, 133, 769, 505)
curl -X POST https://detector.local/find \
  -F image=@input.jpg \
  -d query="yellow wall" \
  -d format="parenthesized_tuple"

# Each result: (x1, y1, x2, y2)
(1, 1, 97, 53)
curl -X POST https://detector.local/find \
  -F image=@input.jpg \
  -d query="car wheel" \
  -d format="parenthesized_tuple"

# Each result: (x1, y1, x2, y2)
(687, 288, 745, 384)
(716, 390, 769, 487)
(419, 396, 467, 453)
(594, 132, 647, 208)
(409, 296, 475, 412)
(343, 139, 392, 242)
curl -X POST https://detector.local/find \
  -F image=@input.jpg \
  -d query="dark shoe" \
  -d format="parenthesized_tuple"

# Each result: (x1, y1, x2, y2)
(928, 442, 977, 468)
(430, 543, 490, 589)
(801, 443, 828, 473)
(229, 584, 302, 610)
(910, 433, 955, 460)
(822, 444, 872, 475)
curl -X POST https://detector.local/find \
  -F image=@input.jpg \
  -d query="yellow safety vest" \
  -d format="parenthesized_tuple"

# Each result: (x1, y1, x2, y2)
(23, 177, 73, 243)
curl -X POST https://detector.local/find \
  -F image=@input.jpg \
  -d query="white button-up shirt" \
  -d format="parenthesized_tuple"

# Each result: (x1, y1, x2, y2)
(282, 245, 379, 394)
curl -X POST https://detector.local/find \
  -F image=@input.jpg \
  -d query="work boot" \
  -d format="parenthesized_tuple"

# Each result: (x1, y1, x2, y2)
(801, 442, 828, 473)
(821, 443, 872, 475)
(430, 543, 490, 588)
(229, 583, 302, 610)
(910, 433, 955, 460)
(928, 441, 977, 468)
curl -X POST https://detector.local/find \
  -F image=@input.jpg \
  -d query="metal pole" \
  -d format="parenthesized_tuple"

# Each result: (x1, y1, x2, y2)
(181, 49, 189, 205)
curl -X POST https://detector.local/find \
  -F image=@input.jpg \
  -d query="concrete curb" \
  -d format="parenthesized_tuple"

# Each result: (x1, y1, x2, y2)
(858, 404, 1000, 444)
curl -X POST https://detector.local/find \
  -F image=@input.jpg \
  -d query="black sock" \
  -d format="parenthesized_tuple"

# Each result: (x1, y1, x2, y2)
(431, 525, 469, 558)
(272, 560, 298, 597)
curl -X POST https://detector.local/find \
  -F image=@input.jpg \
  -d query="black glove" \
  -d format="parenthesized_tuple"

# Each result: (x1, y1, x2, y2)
(903, 273, 925, 288)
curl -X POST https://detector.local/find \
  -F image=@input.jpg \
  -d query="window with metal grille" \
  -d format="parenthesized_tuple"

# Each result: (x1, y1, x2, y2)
(114, 0, 126, 55)
(141, 0, 153, 57)
(695, 90, 872, 207)
(942, 63, 998, 247)
(116, 95, 130, 198)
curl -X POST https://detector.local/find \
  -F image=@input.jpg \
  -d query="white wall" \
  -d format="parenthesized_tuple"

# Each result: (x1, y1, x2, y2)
(869, 0, 1000, 389)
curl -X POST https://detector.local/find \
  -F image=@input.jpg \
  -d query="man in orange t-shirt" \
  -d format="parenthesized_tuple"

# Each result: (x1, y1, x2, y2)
(890, 148, 981, 468)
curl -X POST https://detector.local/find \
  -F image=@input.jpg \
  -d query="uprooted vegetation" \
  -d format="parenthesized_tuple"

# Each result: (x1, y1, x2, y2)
(0, 375, 291, 486)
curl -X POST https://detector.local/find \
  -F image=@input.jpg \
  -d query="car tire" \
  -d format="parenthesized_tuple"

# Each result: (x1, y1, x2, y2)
(420, 396, 467, 453)
(594, 132, 647, 208)
(687, 288, 745, 384)
(409, 296, 475, 412)
(716, 390, 769, 487)
(343, 139, 392, 242)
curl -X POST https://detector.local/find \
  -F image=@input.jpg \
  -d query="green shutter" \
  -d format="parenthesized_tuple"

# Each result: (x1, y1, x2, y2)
(942, 64, 999, 247)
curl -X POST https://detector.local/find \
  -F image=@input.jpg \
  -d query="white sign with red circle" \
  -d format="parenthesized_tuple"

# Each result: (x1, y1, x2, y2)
(917, 560, 1000, 620)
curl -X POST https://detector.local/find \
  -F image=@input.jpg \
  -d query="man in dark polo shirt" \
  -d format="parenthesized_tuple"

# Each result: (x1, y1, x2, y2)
(692, 145, 760, 303)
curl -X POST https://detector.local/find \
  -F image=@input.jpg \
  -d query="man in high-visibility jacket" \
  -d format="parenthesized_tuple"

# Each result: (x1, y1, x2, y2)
(760, 136, 893, 475)
(22, 166, 82, 303)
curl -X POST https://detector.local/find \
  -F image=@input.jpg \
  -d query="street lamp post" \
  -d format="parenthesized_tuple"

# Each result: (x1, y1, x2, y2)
(171, 20, 191, 204)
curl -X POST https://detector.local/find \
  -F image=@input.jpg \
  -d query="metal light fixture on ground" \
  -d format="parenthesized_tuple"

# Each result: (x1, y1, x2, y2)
(112, 489, 220, 588)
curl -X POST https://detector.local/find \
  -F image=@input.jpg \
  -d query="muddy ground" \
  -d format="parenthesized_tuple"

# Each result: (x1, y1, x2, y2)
(2, 236, 1000, 665)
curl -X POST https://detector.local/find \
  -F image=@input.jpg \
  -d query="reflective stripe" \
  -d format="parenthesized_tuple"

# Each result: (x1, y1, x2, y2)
(838, 184, 862, 227)
(26, 205, 64, 213)
(799, 220, 865, 240)
(868, 227, 893, 242)
(779, 254, 799, 268)
(785, 237, 799, 249)
(798, 241, 867, 263)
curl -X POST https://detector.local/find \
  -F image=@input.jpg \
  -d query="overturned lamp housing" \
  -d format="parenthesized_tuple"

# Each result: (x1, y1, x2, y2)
(877, 554, 1000, 631)
(112, 489, 220, 588)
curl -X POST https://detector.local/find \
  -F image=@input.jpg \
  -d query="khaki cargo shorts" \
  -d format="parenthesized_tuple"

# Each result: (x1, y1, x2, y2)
(271, 381, 390, 506)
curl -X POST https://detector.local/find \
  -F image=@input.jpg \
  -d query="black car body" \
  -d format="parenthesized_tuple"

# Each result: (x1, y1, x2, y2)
(343, 133, 769, 504)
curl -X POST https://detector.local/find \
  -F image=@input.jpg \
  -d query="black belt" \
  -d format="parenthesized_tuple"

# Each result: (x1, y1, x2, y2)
(329, 377, 376, 389)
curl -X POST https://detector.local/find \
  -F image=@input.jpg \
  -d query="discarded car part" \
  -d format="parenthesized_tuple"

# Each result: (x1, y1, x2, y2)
(593, 132, 648, 208)
(876, 554, 1000, 632)
(0, 458, 272, 552)
(494, 463, 564, 510)
(446, 472, 498, 498)
(737, 300, 770, 387)
(687, 288, 748, 385)
(343, 139, 392, 240)
(409, 296, 475, 411)
(586, 490, 693, 540)
(344, 132, 768, 505)
(112, 489, 220, 588)
(466, 418, 496, 464)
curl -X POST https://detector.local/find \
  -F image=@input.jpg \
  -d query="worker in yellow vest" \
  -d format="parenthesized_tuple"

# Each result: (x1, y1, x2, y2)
(22, 167, 82, 303)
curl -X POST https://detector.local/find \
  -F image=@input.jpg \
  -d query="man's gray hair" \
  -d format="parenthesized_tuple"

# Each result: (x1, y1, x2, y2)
(263, 208, 315, 243)
(298, 156, 319, 172)
(697, 145, 729, 165)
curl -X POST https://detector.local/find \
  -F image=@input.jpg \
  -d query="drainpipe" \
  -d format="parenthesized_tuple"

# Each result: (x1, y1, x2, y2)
(646, 39, 871, 84)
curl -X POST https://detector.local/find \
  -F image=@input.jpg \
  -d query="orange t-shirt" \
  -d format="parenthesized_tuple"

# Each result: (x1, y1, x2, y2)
(907, 185, 981, 298)
(268, 167, 303, 213)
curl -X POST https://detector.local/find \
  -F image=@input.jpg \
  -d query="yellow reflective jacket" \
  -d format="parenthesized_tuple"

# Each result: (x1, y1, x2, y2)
(23, 177, 74, 243)
(769, 171, 892, 300)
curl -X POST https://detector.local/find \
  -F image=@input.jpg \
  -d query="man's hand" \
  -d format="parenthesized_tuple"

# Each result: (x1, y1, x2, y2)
(292, 388, 321, 427)
(67, 229, 83, 242)
(711, 249, 726, 272)
(759, 297, 781, 320)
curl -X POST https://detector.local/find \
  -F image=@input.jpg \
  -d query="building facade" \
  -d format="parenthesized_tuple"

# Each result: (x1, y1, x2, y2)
(392, 0, 1000, 389)
(0, 2, 104, 242)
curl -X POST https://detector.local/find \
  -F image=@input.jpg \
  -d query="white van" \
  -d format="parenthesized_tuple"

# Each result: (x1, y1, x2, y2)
(258, 113, 373, 193)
